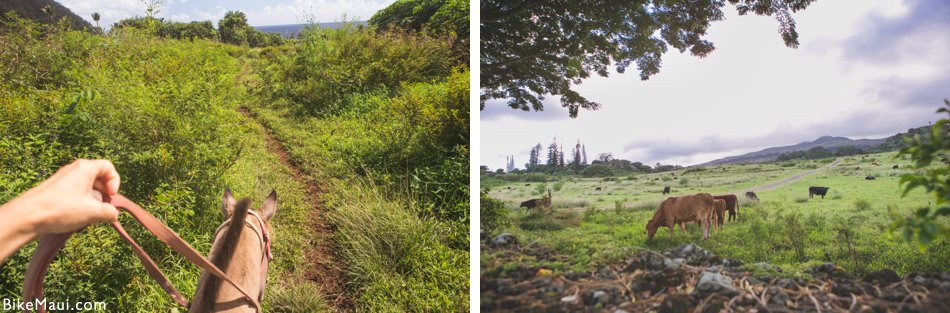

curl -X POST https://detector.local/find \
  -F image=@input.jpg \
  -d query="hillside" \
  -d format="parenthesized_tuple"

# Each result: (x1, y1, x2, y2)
(0, 0, 91, 30)
(698, 125, 936, 166)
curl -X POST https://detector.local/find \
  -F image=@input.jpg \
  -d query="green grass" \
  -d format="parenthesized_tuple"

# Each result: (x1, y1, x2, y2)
(483, 153, 950, 278)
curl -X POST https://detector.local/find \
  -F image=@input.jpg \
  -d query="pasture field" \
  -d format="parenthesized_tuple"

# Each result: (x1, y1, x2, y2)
(482, 152, 950, 280)
(0, 6, 468, 312)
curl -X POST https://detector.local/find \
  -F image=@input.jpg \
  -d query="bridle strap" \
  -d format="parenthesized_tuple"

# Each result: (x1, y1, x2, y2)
(21, 194, 262, 312)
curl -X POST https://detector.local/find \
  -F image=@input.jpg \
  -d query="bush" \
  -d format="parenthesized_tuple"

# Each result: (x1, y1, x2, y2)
(481, 190, 509, 236)
(855, 199, 872, 211)
(263, 24, 456, 116)
(582, 164, 613, 177)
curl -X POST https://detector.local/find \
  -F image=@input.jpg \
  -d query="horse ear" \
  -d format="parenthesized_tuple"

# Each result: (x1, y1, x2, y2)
(222, 188, 236, 218)
(260, 189, 277, 221)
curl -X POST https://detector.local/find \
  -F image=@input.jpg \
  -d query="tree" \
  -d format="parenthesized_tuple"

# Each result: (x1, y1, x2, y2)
(480, 0, 816, 117)
(506, 155, 515, 172)
(527, 143, 542, 170)
(91, 12, 100, 30)
(806, 146, 832, 159)
(892, 100, 950, 248)
(581, 144, 588, 165)
(141, 0, 162, 18)
(547, 138, 559, 167)
(572, 139, 582, 169)
(219, 11, 250, 46)
(596, 153, 614, 163)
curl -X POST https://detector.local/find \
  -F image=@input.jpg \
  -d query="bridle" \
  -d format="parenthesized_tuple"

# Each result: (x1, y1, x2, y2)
(211, 208, 274, 302)
(21, 194, 269, 312)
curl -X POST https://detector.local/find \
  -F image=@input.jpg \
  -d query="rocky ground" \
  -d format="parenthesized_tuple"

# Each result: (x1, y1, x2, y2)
(481, 234, 950, 313)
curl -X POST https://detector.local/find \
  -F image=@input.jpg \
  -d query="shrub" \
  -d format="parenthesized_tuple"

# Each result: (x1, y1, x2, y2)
(794, 197, 809, 203)
(264, 24, 455, 116)
(552, 180, 565, 191)
(582, 164, 613, 177)
(481, 190, 509, 236)
(855, 199, 872, 211)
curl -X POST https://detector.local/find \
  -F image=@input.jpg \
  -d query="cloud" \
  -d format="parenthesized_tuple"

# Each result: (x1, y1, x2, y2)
(841, 0, 950, 65)
(58, 0, 142, 27)
(250, 0, 395, 26)
(480, 98, 572, 122)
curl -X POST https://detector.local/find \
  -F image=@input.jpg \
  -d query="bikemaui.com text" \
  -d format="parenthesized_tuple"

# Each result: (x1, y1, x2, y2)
(3, 298, 107, 311)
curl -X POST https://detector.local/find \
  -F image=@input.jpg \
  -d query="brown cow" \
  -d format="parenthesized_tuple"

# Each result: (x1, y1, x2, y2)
(646, 193, 716, 240)
(713, 194, 739, 221)
(520, 190, 551, 211)
(713, 199, 726, 228)
(680, 198, 724, 232)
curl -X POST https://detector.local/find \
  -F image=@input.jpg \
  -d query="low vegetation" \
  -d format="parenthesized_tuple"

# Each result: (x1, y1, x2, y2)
(483, 151, 950, 280)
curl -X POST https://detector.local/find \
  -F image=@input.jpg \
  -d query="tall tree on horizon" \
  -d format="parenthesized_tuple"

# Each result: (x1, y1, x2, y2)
(582, 144, 588, 165)
(480, 0, 817, 117)
(547, 137, 560, 167)
(528, 143, 542, 170)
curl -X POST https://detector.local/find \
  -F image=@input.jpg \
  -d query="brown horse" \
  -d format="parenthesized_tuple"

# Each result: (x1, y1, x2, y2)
(190, 189, 277, 312)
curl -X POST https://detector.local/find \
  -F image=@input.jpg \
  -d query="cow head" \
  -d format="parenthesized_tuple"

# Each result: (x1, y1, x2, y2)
(646, 219, 659, 239)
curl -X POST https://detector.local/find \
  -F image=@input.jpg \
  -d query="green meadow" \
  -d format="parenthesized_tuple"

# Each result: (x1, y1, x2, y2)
(482, 152, 950, 278)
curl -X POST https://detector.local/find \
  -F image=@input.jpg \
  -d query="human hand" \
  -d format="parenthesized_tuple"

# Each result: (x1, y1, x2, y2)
(9, 159, 122, 235)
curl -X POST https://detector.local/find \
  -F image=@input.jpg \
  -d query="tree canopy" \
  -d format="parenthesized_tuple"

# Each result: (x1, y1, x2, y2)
(480, 0, 817, 117)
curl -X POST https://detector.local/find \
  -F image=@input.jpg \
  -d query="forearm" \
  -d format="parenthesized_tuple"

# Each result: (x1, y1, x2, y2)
(0, 197, 41, 262)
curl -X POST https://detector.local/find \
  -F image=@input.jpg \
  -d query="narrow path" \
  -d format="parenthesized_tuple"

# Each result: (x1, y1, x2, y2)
(238, 108, 350, 311)
(741, 158, 841, 193)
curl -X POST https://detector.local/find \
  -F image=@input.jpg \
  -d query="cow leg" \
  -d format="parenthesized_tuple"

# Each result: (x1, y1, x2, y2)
(678, 223, 686, 234)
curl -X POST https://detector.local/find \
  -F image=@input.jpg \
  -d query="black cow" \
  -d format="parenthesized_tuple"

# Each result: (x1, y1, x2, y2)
(595, 187, 602, 191)
(745, 191, 759, 202)
(525, 183, 531, 186)
(892, 165, 899, 169)
(865, 176, 876, 180)
(662, 186, 671, 195)
(808, 186, 830, 199)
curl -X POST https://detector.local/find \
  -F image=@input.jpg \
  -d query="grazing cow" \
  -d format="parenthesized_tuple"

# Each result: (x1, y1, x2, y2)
(595, 187, 602, 191)
(855, 166, 860, 170)
(808, 186, 830, 199)
(646, 193, 716, 240)
(506, 186, 512, 190)
(871, 162, 880, 166)
(893, 165, 899, 169)
(662, 186, 671, 195)
(520, 190, 552, 211)
(654, 178, 660, 181)
(713, 199, 726, 228)
(713, 194, 739, 221)
(865, 176, 876, 180)
(745, 191, 759, 202)
(525, 183, 531, 186)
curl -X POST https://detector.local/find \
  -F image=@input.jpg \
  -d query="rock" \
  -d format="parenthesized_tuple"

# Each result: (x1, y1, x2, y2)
(863, 269, 900, 284)
(561, 295, 577, 303)
(492, 233, 517, 246)
(592, 290, 607, 300)
(696, 271, 736, 294)
(940, 281, 950, 293)
(659, 292, 692, 313)
(664, 258, 684, 270)
(613, 310, 629, 313)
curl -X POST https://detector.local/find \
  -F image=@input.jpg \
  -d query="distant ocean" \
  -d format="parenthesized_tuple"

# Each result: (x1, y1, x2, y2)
(254, 21, 367, 38)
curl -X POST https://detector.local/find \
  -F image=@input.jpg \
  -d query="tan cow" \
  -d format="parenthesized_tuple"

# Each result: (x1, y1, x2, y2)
(646, 193, 716, 240)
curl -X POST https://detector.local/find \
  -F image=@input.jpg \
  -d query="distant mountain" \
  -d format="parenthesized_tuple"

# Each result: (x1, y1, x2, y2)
(697, 135, 892, 166)
(0, 0, 91, 30)
(254, 21, 367, 38)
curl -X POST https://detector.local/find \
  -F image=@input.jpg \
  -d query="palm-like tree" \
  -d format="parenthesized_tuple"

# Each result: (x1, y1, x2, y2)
(92, 12, 100, 28)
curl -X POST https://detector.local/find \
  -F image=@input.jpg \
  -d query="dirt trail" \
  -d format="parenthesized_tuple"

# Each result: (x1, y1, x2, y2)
(739, 158, 841, 193)
(238, 108, 350, 311)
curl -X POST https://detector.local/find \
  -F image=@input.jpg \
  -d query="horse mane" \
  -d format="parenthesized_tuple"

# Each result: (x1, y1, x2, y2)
(200, 198, 251, 309)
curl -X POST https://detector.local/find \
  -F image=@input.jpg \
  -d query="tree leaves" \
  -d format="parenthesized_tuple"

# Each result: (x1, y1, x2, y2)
(480, 0, 817, 117)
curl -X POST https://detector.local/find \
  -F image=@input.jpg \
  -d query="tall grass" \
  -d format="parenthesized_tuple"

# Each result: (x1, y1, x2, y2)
(247, 22, 469, 311)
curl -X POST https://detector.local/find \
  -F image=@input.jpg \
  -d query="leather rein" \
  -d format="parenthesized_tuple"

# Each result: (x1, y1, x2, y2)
(21, 194, 272, 312)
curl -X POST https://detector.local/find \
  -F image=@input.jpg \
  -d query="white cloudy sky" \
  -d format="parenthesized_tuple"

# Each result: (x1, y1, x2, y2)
(481, 0, 950, 170)
(58, 0, 395, 28)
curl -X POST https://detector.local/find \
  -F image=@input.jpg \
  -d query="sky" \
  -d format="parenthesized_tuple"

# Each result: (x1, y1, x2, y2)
(481, 0, 950, 170)
(58, 0, 396, 28)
